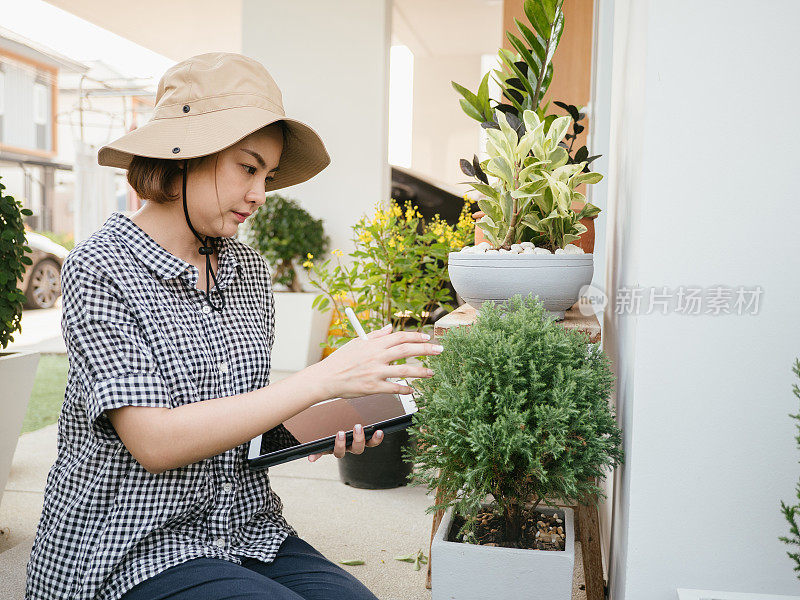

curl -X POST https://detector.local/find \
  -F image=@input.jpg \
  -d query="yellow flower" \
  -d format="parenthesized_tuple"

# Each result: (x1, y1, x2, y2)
(388, 238, 396, 248)
(306, 252, 313, 259)
(333, 248, 344, 257)
(391, 204, 402, 218)
(302, 260, 313, 268)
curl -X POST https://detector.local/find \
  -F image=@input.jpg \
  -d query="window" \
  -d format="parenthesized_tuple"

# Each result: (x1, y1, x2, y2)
(34, 81, 48, 150)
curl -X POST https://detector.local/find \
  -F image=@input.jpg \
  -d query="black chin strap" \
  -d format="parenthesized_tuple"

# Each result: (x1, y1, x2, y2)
(181, 159, 225, 312)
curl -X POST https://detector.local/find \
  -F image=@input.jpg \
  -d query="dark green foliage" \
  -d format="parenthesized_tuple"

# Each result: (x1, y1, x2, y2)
(452, 0, 565, 126)
(406, 294, 624, 545)
(238, 193, 329, 292)
(0, 176, 34, 350)
(780, 358, 800, 577)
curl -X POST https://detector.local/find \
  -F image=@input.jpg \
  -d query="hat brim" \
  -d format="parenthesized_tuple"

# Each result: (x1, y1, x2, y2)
(97, 107, 331, 192)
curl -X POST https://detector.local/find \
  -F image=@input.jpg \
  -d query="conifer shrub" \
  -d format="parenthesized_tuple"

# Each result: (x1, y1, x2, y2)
(406, 293, 624, 545)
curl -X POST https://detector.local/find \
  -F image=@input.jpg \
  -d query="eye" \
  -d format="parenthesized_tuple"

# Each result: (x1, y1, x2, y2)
(243, 164, 276, 183)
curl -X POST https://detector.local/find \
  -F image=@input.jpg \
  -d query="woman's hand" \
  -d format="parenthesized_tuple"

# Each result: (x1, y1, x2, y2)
(307, 323, 443, 400)
(308, 423, 383, 462)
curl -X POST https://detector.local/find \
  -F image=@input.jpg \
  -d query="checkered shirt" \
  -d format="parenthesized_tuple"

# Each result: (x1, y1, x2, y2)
(25, 211, 298, 600)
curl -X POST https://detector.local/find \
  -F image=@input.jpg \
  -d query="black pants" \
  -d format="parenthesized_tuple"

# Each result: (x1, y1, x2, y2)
(121, 535, 379, 600)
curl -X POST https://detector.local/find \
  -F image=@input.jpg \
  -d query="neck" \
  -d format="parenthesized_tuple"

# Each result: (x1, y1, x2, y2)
(129, 201, 214, 265)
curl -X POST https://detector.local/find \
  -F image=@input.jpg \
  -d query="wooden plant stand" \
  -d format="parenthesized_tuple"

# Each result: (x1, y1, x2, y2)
(425, 301, 605, 600)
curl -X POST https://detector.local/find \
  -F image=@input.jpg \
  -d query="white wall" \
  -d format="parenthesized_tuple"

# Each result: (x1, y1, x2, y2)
(602, 1, 800, 597)
(242, 0, 392, 276)
(589, 0, 616, 574)
(410, 53, 484, 190)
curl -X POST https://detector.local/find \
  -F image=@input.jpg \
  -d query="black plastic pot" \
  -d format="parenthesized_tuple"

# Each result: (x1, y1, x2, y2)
(337, 428, 413, 489)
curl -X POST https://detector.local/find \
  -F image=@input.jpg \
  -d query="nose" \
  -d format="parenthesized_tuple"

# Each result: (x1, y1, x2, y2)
(246, 182, 267, 208)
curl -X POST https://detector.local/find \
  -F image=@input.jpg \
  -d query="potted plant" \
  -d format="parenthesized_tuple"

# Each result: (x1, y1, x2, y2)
(449, 0, 604, 319)
(303, 199, 473, 488)
(780, 357, 800, 577)
(0, 176, 41, 507)
(406, 294, 624, 600)
(237, 193, 331, 371)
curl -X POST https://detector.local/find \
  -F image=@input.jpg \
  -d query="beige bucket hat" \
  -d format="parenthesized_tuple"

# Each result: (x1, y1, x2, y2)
(98, 52, 331, 192)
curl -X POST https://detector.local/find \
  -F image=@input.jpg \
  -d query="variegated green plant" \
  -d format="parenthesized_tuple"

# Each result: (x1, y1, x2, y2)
(463, 109, 602, 252)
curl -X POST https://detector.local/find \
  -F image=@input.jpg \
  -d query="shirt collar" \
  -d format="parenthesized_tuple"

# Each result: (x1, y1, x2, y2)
(106, 211, 240, 289)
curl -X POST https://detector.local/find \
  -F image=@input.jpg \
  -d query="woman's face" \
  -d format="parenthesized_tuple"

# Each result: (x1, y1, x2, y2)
(180, 125, 283, 239)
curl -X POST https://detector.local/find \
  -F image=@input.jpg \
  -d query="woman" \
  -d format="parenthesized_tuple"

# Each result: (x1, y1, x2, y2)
(25, 52, 441, 600)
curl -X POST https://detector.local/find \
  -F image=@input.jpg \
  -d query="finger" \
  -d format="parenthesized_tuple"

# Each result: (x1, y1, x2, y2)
(365, 323, 393, 339)
(383, 341, 443, 362)
(308, 450, 333, 462)
(378, 330, 432, 349)
(349, 424, 366, 454)
(365, 429, 384, 447)
(383, 364, 434, 381)
(333, 430, 347, 459)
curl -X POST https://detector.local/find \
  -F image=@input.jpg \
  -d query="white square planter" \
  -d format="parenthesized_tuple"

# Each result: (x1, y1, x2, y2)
(431, 503, 575, 600)
(270, 292, 330, 371)
(0, 350, 40, 507)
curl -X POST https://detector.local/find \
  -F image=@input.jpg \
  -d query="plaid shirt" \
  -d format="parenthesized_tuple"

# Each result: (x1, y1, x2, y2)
(25, 211, 298, 600)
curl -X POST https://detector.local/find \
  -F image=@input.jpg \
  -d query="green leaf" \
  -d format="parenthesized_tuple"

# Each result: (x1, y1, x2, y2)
(477, 71, 491, 119)
(571, 172, 604, 187)
(470, 183, 500, 201)
(546, 116, 572, 147)
(451, 80, 480, 108)
(459, 98, 484, 122)
(575, 202, 602, 220)
(339, 559, 365, 566)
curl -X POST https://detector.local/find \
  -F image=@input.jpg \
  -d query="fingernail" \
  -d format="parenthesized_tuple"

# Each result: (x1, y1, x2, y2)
(376, 431, 383, 438)
(421, 333, 430, 340)
(432, 344, 444, 353)
(338, 431, 345, 440)
(381, 323, 392, 330)
(355, 424, 362, 434)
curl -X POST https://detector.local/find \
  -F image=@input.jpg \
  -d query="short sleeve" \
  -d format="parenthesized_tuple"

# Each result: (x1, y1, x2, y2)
(61, 257, 173, 443)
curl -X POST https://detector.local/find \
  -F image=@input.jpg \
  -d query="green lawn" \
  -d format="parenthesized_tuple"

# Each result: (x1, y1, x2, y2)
(21, 353, 68, 434)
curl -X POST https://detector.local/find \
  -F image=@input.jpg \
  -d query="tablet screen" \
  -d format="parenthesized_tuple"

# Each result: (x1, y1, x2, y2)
(247, 389, 418, 461)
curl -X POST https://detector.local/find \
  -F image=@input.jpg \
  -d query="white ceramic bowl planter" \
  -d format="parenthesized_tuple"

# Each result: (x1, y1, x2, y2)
(448, 241, 593, 320)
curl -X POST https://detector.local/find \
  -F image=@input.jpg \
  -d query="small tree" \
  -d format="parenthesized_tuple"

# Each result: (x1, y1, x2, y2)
(406, 294, 624, 546)
(780, 358, 800, 577)
(238, 193, 329, 292)
(0, 176, 33, 350)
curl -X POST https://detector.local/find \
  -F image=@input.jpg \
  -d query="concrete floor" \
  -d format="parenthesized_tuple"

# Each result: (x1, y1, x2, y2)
(1, 305, 589, 599)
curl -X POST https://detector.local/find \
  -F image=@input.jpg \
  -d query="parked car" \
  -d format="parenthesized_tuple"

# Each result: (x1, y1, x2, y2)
(20, 231, 69, 309)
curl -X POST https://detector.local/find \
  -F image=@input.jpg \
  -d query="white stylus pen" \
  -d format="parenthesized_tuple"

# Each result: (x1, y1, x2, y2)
(344, 306, 369, 340)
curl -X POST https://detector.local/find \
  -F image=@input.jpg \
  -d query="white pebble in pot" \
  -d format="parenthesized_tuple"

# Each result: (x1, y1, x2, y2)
(533, 247, 551, 255)
(510, 244, 524, 253)
(520, 241, 535, 249)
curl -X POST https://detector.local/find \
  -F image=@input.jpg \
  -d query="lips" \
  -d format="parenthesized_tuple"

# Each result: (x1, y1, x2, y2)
(233, 211, 250, 223)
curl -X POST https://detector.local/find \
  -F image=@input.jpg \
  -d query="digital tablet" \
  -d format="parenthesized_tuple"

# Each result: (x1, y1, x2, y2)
(246, 380, 419, 470)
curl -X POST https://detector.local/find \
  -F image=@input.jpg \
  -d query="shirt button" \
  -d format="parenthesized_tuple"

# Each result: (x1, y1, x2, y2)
(218, 362, 229, 374)
(222, 482, 233, 493)
(201, 305, 212, 314)
(214, 537, 226, 548)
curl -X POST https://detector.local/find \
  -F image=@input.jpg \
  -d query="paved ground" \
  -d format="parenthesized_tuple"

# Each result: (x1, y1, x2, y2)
(1, 305, 588, 599)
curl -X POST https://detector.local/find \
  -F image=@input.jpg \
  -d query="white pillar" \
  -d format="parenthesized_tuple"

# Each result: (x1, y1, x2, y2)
(601, 1, 800, 598)
(242, 0, 392, 268)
